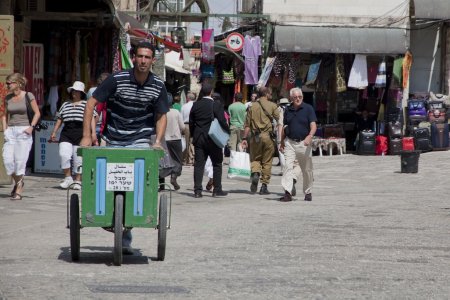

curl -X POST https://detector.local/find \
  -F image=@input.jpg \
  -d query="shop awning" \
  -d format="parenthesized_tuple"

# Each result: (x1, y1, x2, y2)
(274, 25, 409, 54)
(165, 51, 191, 75)
(115, 11, 182, 52)
(414, 0, 450, 19)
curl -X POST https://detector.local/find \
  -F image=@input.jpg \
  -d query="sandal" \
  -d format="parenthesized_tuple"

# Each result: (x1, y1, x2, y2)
(11, 179, 24, 200)
(10, 185, 17, 197)
(11, 193, 22, 200)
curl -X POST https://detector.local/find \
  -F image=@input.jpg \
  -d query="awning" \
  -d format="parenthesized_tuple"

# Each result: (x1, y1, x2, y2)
(165, 51, 191, 75)
(414, 0, 450, 19)
(274, 25, 409, 54)
(116, 11, 145, 30)
(115, 11, 182, 52)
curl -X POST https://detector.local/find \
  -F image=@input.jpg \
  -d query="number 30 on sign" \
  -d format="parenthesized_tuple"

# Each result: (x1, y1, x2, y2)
(226, 32, 244, 52)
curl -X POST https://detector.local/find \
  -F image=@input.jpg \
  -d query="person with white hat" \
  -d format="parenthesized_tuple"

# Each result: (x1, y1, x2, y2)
(50, 80, 97, 190)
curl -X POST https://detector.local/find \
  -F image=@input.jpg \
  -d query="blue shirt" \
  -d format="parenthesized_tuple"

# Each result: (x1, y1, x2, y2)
(283, 102, 317, 140)
(93, 69, 169, 146)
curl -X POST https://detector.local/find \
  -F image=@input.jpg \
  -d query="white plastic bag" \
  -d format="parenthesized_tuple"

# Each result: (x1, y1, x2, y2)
(227, 150, 251, 181)
(204, 157, 213, 178)
(181, 136, 186, 152)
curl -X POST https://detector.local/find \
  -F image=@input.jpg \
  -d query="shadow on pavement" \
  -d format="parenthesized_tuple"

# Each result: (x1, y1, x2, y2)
(58, 246, 152, 265)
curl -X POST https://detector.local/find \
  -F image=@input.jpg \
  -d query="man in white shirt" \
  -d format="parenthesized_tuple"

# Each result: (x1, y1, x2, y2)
(181, 91, 196, 165)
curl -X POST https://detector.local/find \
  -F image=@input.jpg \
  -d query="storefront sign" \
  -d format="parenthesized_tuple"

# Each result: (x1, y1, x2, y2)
(34, 120, 63, 174)
(0, 15, 14, 73)
(226, 32, 244, 52)
(23, 43, 44, 106)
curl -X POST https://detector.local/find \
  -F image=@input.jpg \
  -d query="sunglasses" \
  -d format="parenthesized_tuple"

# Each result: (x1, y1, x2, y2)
(6, 81, 16, 85)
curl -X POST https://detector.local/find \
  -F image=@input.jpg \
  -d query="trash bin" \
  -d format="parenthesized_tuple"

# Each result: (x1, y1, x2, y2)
(401, 150, 420, 173)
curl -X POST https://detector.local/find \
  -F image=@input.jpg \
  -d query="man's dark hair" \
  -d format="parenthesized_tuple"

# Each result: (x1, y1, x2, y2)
(135, 41, 156, 56)
(212, 92, 224, 105)
(257, 86, 269, 98)
(200, 82, 214, 96)
(235, 92, 243, 102)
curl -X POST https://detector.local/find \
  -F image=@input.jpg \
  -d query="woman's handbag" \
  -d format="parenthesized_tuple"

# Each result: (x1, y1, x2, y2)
(227, 150, 251, 181)
(25, 92, 47, 131)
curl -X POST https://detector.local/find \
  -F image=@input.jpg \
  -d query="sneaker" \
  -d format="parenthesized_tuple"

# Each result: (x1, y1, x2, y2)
(59, 177, 74, 189)
(72, 181, 82, 190)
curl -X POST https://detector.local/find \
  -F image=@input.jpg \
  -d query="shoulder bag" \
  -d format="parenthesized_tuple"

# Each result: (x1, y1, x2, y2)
(208, 102, 229, 148)
(25, 92, 47, 131)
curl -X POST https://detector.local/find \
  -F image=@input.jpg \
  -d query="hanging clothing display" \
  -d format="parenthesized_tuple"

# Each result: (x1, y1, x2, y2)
(367, 64, 378, 84)
(201, 29, 215, 64)
(391, 57, 404, 88)
(242, 35, 261, 85)
(257, 56, 276, 87)
(305, 59, 322, 86)
(375, 60, 386, 88)
(288, 54, 301, 85)
(48, 85, 59, 117)
(297, 64, 309, 87)
(348, 54, 368, 89)
(152, 49, 165, 80)
(402, 50, 413, 89)
(335, 54, 347, 93)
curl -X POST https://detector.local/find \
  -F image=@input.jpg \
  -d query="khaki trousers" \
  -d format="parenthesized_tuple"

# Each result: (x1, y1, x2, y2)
(281, 138, 314, 195)
(228, 125, 243, 152)
(183, 126, 194, 165)
(249, 132, 275, 184)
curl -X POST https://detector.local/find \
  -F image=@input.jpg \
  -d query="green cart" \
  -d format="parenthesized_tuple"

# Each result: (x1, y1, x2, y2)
(68, 147, 171, 266)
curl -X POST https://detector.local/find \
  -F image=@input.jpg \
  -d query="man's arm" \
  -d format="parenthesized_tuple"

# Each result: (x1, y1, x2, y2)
(154, 113, 167, 149)
(304, 121, 317, 146)
(80, 97, 98, 147)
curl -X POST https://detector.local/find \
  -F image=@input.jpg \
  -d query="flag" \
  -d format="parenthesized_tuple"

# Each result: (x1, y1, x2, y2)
(120, 42, 133, 70)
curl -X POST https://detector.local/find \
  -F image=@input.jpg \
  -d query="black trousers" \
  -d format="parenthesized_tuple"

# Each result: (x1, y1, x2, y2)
(166, 139, 183, 177)
(193, 137, 223, 193)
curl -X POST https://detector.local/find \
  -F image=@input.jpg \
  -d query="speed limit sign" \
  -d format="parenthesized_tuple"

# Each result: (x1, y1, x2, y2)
(226, 32, 245, 52)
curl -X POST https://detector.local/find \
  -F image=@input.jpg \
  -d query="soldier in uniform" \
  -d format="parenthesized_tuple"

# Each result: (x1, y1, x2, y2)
(241, 87, 281, 195)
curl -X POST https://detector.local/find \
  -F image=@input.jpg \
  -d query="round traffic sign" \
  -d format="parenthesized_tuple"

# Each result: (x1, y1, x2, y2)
(226, 32, 244, 52)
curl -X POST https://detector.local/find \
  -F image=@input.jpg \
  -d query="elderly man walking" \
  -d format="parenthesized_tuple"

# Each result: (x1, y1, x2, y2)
(241, 87, 280, 195)
(279, 87, 317, 202)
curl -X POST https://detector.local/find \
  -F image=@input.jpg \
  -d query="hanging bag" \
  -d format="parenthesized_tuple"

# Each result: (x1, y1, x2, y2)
(25, 92, 47, 131)
(227, 150, 251, 181)
(208, 102, 230, 148)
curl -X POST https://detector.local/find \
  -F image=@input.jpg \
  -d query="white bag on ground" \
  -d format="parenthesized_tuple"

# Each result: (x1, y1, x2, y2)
(227, 150, 251, 181)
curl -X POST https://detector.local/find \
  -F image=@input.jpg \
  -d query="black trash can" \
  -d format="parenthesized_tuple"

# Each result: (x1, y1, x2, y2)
(401, 150, 420, 173)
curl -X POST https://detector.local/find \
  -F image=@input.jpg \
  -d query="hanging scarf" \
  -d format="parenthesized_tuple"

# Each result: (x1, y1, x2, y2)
(201, 29, 215, 64)
(335, 54, 347, 92)
(348, 54, 368, 89)
(402, 50, 413, 89)
(391, 57, 404, 88)
(374, 60, 386, 88)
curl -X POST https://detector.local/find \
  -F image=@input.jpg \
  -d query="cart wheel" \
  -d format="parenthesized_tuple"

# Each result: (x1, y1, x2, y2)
(157, 194, 168, 261)
(69, 193, 80, 261)
(113, 194, 124, 266)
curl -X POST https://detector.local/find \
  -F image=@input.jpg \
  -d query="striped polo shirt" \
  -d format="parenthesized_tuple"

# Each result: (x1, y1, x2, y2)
(93, 69, 169, 146)
(57, 100, 89, 123)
